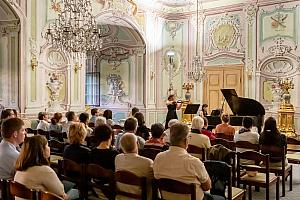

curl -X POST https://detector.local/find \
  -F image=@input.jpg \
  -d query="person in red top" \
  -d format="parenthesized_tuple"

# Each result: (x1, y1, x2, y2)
(201, 117, 216, 140)
(145, 123, 165, 147)
(215, 113, 235, 136)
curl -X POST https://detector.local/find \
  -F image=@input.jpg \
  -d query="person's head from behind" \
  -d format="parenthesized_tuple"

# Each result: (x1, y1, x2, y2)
(168, 94, 175, 101)
(202, 104, 208, 112)
(1, 109, 15, 120)
(103, 109, 112, 120)
(38, 112, 49, 121)
(1, 118, 26, 145)
(15, 135, 49, 171)
(263, 117, 279, 135)
(91, 108, 100, 117)
(124, 117, 137, 133)
(69, 123, 87, 145)
(131, 107, 139, 117)
(221, 113, 230, 124)
(95, 116, 107, 127)
(120, 133, 138, 154)
(243, 117, 253, 129)
(151, 123, 165, 139)
(66, 111, 77, 122)
(170, 123, 190, 149)
(167, 119, 179, 129)
(79, 112, 90, 125)
(51, 112, 62, 125)
(191, 116, 204, 130)
(134, 112, 145, 126)
(94, 124, 114, 147)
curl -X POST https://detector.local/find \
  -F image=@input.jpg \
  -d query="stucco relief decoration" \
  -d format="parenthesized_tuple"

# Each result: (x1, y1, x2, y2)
(47, 50, 66, 68)
(262, 58, 294, 76)
(0, 20, 20, 36)
(268, 37, 292, 56)
(109, 0, 138, 17)
(244, 3, 258, 26)
(97, 47, 132, 70)
(205, 14, 244, 55)
(46, 72, 64, 112)
(165, 21, 183, 40)
(102, 74, 126, 104)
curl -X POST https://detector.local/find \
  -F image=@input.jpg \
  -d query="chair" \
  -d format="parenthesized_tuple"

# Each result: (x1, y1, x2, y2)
(204, 160, 245, 200)
(287, 137, 300, 145)
(153, 178, 196, 200)
(234, 141, 260, 152)
(216, 133, 234, 141)
(86, 164, 115, 200)
(85, 135, 97, 148)
(38, 191, 63, 200)
(0, 179, 8, 200)
(139, 145, 162, 160)
(49, 131, 64, 142)
(211, 138, 235, 151)
(115, 170, 147, 200)
(26, 128, 37, 135)
(260, 145, 292, 197)
(49, 140, 65, 156)
(58, 159, 85, 199)
(237, 151, 279, 200)
(187, 145, 206, 161)
(8, 180, 37, 200)
(37, 129, 50, 140)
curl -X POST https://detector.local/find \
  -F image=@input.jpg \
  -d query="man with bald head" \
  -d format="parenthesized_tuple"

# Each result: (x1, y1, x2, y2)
(115, 133, 153, 199)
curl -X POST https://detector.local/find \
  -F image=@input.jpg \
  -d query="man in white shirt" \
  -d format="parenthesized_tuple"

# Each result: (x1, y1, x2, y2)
(115, 133, 153, 200)
(36, 112, 50, 131)
(0, 118, 26, 179)
(154, 123, 211, 200)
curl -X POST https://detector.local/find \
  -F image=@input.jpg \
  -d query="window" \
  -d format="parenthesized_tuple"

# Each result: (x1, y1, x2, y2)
(85, 57, 100, 106)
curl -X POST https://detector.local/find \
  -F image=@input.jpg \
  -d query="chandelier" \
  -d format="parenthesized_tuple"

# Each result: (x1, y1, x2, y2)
(44, 0, 108, 54)
(188, 0, 206, 82)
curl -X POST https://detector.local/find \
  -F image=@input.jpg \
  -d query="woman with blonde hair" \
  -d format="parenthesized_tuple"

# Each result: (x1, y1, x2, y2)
(63, 123, 90, 163)
(14, 135, 68, 200)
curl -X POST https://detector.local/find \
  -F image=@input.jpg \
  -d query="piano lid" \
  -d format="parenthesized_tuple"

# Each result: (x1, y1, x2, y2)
(221, 89, 265, 116)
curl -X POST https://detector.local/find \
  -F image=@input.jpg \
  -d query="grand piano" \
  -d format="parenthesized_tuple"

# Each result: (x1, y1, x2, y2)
(206, 89, 265, 133)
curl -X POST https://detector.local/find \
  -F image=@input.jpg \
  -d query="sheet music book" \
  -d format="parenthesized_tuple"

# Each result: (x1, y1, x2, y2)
(184, 104, 200, 114)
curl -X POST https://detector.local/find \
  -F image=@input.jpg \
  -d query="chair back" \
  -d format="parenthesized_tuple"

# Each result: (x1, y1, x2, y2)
(38, 191, 63, 200)
(216, 133, 234, 141)
(49, 131, 64, 142)
(85, 135, 97, 148)
(153, 178, 196, 200)
(139, 145, 162, 160)
(211, 138, 235, 150)
(26, 128, 37, 135)
(235, 141, 260, 151)
(260, 145, 286, 169)
(115, 170, 147, 200)
(204, 160, 232, 199)
(9, 181, 37, 200)
(0, 179, 8, 200)
(37, 129, 50, 140)
(287, 137, 300, 145)
(187, 145, 206, 161)
(49, 140, 65, 156)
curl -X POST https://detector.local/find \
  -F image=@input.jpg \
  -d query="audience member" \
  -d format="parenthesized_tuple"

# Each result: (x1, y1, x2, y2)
(199, 104, 208, 118)
(63, 123, 90, 164)
(115, 133, 153, 199)
(37, 112, 50, 131)
(95, 116, 107, 127)
(201, 117, 216, 140)
(14, 135, 68, 200)
(0, 118, 26, 179)
(134, 112, 150, 140)
(103, 109, 114, 126)
(259, 117, 287, 167)
(145, 123, 165, 147)
(90, 108, 101, 124)
(129, 107, 139, 117)
(49, 112, 63, 133)
(190, 116, 211, 149)
(153, 123, 211, 200)
(115, 117, 145, 150)
(215, 113, 235, 136)
(163, 119, 179, 144)
(90, 124, 119, 170)
(62, 111, 77, 135)
(1, 109, 15, 120)
(79, 112, 93, 136)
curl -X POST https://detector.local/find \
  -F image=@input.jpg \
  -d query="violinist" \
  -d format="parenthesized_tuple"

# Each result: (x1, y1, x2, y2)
(165, 94, 182, 129)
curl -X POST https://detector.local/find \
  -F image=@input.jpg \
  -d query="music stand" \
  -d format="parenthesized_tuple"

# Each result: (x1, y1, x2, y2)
(184, 104, 200, 115)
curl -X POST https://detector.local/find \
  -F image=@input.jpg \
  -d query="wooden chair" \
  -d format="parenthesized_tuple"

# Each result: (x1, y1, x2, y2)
(287, 137, 300, 145)
(234, 141, 260, 152)
(204, 160, 245, 200)
(286, 137, 300, 164)
(25, 128, 37, 135)
(58, 159, 85, 199)
(153, 178, 196, 200)
(211, 138, 235, 151)
(38, 191, 63, 200)
(49, 131, 64, 142)
(115, 170, 147, 200)
(187, 145, 206, 161)
(237, 151, 279, 200)
(0, 179, 8, 200)
(216, 133, 234, 141)
(86, 164, 115, 200)
(37, 129, 50, 140)
(139, 145, 162, 160)
(260, 145, 292, 197)
(8, 180, 37, 200)
(49, 140, 65, 156)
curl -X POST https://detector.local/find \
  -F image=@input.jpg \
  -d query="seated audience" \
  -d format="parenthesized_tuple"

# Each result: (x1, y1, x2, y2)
(129, 107, 139, 117)
(63, 123, 90, 164)
(49, 112, 63, 133)
(215, 113, 235, 136)
(62, 111, 78, 135)
(199, 104, 208, 118)
(115, 133, 153, 199)
(79, 112, 93, 136)
(201, 117, 216, 140)
(145, 123, 165, 147)
(1, 108, 15, 121)
(95, 116, 107, 127)
(234, 117, 259, 152)
(190, 116, 211, 149)
(259, 117, 287, 167)
(153, 123, 211, 200)
(115, 117, 145, 150)
(103, 109, 114, 126)
(0, 118, 26, 179)
(14, 135, 68, 200)
(36, 112, 50, 131)
(163, 119, 179, 144)
(134, 112, 150, 140)
(90, 124, 119, 170)
(90, 108, 101, 124)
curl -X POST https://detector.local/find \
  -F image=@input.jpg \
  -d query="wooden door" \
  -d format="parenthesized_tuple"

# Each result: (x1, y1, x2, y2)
(204, 65, 243, 114)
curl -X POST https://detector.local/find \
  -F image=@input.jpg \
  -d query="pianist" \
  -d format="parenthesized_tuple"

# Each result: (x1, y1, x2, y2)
(215, 113, 235, 136)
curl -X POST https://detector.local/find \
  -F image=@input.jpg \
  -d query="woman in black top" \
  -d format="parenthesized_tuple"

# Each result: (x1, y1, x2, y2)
(134, 112, 150, 140)
(90, 124, 119, 170)
(200, 104, 208, 118)
(165, 94, 182, 129)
